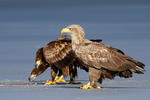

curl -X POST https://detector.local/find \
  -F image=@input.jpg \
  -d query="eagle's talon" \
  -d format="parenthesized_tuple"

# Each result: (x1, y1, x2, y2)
(80, 85, 92, 89)
(55, 79, 66, 82)
(45, 81, 56, 85)
(54, 76, 59, 81)
(80, 82, 92, 89)
(80, 82, 101, 89)
(55, 75, 66, 83)
(91, 85, 101, 89)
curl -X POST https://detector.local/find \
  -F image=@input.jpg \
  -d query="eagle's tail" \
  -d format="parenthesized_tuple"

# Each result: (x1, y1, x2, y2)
(134, 61, 145, 74)
(128, 58, 145, 74)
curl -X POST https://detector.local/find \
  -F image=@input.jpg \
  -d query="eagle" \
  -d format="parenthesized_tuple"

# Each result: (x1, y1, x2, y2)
(61, 24, 145, 89)
(28, 47, 68, 83)
(28, 36, 79, 85)
(28, 36, 103, 85)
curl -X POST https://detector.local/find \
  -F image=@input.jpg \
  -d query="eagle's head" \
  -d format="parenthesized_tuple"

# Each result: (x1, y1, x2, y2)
(61, 24, 85, 38)
(28, 60, 48, 81)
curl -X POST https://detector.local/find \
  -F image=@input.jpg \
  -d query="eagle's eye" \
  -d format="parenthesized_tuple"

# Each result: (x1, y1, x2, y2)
(69, 28, 73, 31)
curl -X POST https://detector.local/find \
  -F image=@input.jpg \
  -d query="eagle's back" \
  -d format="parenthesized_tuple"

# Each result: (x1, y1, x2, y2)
(43, 39, 74, 65)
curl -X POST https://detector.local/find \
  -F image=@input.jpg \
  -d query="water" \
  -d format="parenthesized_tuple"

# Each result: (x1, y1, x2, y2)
(0, 0, 150, 99)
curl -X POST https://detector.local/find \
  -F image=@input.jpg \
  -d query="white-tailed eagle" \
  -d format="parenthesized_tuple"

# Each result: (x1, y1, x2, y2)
(61, 24, 145, 89)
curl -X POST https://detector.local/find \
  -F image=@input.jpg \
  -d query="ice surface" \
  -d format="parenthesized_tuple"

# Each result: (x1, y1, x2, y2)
(0, 0, 150, 100)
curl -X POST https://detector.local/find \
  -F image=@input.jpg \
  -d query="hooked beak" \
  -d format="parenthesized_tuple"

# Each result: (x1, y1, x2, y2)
(61, 28, 70, 34)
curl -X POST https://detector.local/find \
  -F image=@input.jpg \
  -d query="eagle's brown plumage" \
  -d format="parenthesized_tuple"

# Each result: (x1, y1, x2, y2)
(43, 36, 77, 82)
(61, 24, 145, 89)
(28, 35, 103, 83)
(28, 36, 78, 83)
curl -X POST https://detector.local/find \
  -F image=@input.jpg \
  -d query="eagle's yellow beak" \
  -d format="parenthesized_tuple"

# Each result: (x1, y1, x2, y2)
(61, 28, 70, 34)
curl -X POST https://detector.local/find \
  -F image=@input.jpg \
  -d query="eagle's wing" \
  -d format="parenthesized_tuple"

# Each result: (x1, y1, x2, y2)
(43, 39, 73, 64)
(76, 42, 144, 73)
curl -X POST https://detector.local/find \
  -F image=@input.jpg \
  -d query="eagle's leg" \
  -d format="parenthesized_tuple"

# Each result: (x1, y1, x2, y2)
(45, 66, 57, 85)
(89, 67, 101, 89)
(54, 76, 59, 81)
(68, 65, 81, 84)
(68, 72, 81, 84)
(54, 69, 66, 82)
(80, 67, 101, 89)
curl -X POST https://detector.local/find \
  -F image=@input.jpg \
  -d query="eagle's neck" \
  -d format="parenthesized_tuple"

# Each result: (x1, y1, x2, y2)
(71, 33, 85, 50)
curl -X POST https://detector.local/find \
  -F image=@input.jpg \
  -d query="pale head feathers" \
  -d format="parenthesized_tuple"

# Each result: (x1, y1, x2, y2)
(61, 24, 86, 45)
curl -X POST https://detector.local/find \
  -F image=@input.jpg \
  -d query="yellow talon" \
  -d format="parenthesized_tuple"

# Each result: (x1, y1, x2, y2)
(56, 79, 66, 82)
(91, 85, 101, 89)
(91, 82, 101, 89)
(45, 81, 56, 85)
(54, 76, 59, 81)
(80, 82, 101, 89)
(55, 75, 66, 83)
(90, 85, 101, 89)
(80, 82, 92, 89)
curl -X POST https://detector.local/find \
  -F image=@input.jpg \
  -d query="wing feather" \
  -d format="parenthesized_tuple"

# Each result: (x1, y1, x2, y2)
(43, 39, 72, 64)
(75, 42, 142, 72)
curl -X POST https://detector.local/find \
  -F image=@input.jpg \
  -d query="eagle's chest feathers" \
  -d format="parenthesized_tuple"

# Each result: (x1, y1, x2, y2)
(73, 43, 91, 63)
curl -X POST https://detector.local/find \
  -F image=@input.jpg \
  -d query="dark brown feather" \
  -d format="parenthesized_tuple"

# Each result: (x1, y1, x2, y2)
(43, 37, 76, 78)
